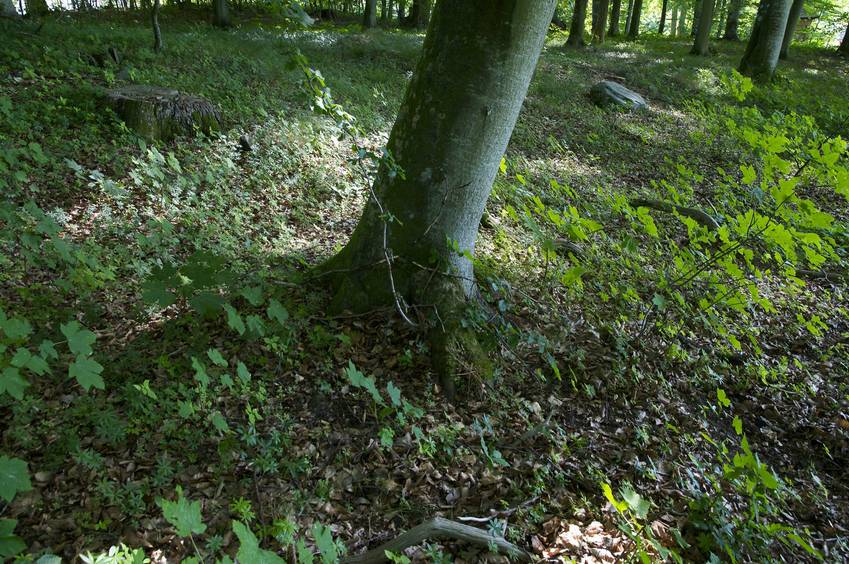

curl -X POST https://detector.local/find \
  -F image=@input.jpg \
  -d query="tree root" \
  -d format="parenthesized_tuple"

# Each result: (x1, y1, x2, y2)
(630, 197, 720, 230)
(342, 517, 532, 563)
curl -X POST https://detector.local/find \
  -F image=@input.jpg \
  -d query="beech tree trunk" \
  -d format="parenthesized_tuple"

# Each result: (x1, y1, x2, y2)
(691, 0, 701, 35)
(677, 4, 686, 35)
(627, 0, 642, 37)
(779, 0, 803, 59)
(212, 0, 230, 28)
(691, 0, 714, 54)
(363, 0, 376, 27)
(321, 0, 556, 393)
(608, 0, 621, 36)
(670, 5, 679, 34)
(840, 21, 849, 56)
(591, 0, 609, 43)
(624, 0, 633, 32)
(723, 0, 743, 38)
(567, 0, 589, 46)
(152, 0, 162, 53)
(24, 0, 48, 15)
(659, 0, 668, 33)
(739, 0, 792, 82)
(1, 0, 18, 16)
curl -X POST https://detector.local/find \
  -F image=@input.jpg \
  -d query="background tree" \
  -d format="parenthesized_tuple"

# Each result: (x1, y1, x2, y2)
(691, 0, 715, 53)
(212, 0, 231, 28)
(1, 0, 18, 16)
(659, 0, 669, 33)
(568, 0, 589, 45)
(24, 0, 48, 15)
(691, 0, 701, 35)
(152, 0, 162, 53)
(625, 0, 634, 31)
(779, 0, 804, 58)
(363, 0, 377, 27)
(403, 0, 431, 29)
(320, 0, 557, 394)
(592, 0, 610, 42)
(840, 21, 849, 56)
(628, 0, 643, 36)
(723, 0, 744, 38)
(609, 0, 622, 35)
(739, 0, 793, 81)
(677, 3, 687, 34)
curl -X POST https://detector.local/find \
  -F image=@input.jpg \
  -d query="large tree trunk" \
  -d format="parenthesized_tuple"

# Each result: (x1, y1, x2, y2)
(627, 0, 642, 37)
(840, 21, 849, 56)
(723, 0, 743, 38)
(591, 0, 609, 43)
(363, 0, 376, 27)
(212, 0, 230, 28)
(403, 0, 430, 28)
(779, 0, 803, 59)
(1, 0, 18, 16)
(739, 0, 792, 82)
(658, 0, 668, 33)
(322, 0, 555, 395)
(567, 0, 589, 45)
(151, 0, 162, 53)
(608, 0, 621, 35)
(691, 0, 715, 53)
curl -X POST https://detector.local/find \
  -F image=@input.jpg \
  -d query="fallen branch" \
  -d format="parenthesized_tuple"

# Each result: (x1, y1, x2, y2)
(630, 198, 720, 230)
(342, 517, 532, 563)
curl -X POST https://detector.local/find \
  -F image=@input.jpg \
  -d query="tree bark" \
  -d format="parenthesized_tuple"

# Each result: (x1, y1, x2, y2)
(691, 0, 701, 35)
(567, 0, 589, 45)
(677, 4, 686, 35)
(212, 0, 230, 28)
(691, 0, 715, 54)
(739, 0, 792, 82)
(779, 0, 803, 59)
(608, 0, 621, 36)
(670, 5, 679, 34)
(627, 0, 642, 37)
(320, 0, 556, 392)
(723, 0, 743, 38)
(624, 0, 633, 32)
(403, 0, 430, 28)
(363, 0, 376, 27)
(591, 0, 609, 43)
(659, 0, 668, 34)
(152, 0, 162, 53)
(24, 0, 48, 15)
(840, 21, 849, 57)
(714, 0, 727, 37)
(1, 0, 18, 16)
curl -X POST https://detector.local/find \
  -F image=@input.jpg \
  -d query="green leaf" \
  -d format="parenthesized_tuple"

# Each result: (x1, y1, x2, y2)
(0, 457, 31, 502)
(0, 519, 26, 558)
(0, 312, 32, 341)
(207, 348, 228, 367)
(379, 427, 395, 449)
(38, 340, 58, 360)
(141, 279, 177, 308)
(786, 533, 822, 558)
(620, 485, 650, 519)
(716, 388, 731, 408)
(237, 362, 252, 384)
(241, 286, 265, 306)
(11, 348, 49, 376)
(233, 521, 286, 564)
(267, 299, 289, 326)
(223, 303, 246, 336)
(601, 483, 628, 513)
(192, 357, 210, 386)
(312, 523, 339, 563)
(246, 315, 266, 336)
(732, 415, 743, 435)
(69, 356, 105, 391)
(344, 361, 384, 406)
(210, 412, 229, 433)
(60, 321, 96, 356)
(188, 291, 225, 316)
(386, 381, 402, 407)
(0, 367, 30, 400)
(157, 487, 207, 537)
(34, 554, 62, 564)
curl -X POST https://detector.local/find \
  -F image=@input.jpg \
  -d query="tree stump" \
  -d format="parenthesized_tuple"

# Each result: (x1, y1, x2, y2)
(105, 85, 221, 141)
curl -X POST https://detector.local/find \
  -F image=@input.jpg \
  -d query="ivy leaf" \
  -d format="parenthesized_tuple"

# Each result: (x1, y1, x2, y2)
(0, 367, 30, 400)
(0, 519, 26, 558)
(0, 456, 32, 502)
(69, 356, 105, 391)
(157, 487, 207, 538)
(222, 303, 246, 336)
(60, 321, 96, 356)
(207, 348, 228, 367)
(233, 521, 286, 564)
(266, 299, 289, 326)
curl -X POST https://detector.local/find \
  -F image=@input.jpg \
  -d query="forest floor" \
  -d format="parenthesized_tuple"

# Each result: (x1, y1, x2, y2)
(1, 10, 849, 563)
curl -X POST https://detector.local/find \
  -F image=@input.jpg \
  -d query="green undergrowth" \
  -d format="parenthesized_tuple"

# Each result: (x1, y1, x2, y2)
(1, 13, 848, 563)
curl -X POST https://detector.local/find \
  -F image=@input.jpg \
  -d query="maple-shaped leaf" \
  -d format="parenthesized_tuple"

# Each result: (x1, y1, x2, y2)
(60, 321, 96, 356)
(157, 487, 207, 538)
(233, 521, 285, 564)
(0, 456, 32, 502)
(69, 357, 105, 391)
(0, 367, 29, 400)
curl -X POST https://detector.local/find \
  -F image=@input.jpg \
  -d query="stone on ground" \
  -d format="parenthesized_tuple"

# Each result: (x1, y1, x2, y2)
(589, 80, 648, 110)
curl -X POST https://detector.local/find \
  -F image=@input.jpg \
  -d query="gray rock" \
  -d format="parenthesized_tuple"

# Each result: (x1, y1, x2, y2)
(589, 81, 647, 110)
(104, 85, 221, 141)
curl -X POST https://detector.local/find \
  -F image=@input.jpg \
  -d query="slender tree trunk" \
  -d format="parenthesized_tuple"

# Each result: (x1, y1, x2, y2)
(363, 0, 376, 27)
(691, 0, 715, 53)
(624, 0, 633, 31)
(659, 0, 668, 33)
(321, 0, 557, 394)
(567, 0, 589, 46)
(723, 0, 743, 39)
(608, 0, 621, 36)
(691, 0, 701, 35)
(779, 0, 803, 59)
(380, 0, 387, 22)
(152, 0, 162, 53)
(739, 0, 793, 81)
(627, 0, 642, 37)
(212, 0, 230, 27)
(677, 4, 686, 35)
(840, 21, 849, 56)
(670, 5, 679, 34)
(592, 0, 609, 43)
(714, 0, 727, 37)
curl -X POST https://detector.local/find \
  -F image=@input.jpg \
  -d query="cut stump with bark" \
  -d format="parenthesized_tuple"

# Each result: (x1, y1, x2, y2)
(105, 85, 221, 141)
